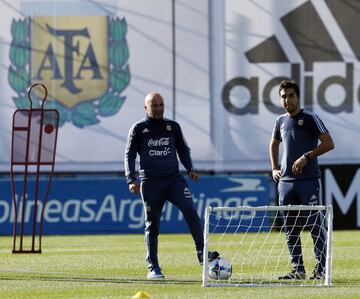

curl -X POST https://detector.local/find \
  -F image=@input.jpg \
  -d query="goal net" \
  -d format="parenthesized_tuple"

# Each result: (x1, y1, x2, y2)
(202, 205, 333, 287)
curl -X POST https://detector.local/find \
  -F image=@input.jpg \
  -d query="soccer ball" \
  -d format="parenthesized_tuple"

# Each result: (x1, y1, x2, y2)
(208, 257, 232, 280)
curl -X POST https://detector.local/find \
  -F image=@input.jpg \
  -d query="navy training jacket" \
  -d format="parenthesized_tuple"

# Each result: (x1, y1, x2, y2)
(124, 116, 196, 183)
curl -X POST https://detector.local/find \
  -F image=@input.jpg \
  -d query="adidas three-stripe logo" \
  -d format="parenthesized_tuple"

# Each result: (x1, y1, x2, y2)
(246, 0, 359, 71)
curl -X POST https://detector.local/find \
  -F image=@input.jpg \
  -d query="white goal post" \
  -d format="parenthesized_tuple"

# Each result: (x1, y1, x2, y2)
(202, 205, 333, 287)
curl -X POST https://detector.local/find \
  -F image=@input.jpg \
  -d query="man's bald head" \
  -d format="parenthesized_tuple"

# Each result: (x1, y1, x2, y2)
(144, 92, 164, 119)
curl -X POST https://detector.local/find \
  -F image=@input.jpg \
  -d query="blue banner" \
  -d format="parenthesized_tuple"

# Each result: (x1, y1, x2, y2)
(0, 174, 271, 235)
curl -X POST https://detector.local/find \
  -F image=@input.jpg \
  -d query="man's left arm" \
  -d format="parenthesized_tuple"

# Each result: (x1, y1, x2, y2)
(305, 132, 335, 160)
(174, 123, 198, 181)
(292, 132, 335, 174)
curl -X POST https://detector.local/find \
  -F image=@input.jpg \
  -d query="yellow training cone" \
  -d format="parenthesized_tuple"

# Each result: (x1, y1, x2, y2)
(132, 291, 150, 299)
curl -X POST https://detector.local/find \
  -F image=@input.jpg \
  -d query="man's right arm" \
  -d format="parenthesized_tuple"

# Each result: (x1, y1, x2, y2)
(269, 138, 281, 182)
(124, 124, 138, 187)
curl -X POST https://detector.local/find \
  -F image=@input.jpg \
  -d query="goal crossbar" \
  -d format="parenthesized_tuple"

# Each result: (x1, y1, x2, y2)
(210, 205, 328, 212)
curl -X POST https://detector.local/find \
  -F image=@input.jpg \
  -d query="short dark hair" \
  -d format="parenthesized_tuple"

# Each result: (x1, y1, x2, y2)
(279, 80, 300, 97)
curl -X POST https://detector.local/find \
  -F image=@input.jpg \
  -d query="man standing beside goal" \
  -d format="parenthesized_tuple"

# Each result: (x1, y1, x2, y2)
(269, 80, 335, 280)
(124, 92, 219, 280)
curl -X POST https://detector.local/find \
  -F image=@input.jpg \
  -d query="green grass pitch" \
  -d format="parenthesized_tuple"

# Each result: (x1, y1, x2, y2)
(0, 231, 359, 298)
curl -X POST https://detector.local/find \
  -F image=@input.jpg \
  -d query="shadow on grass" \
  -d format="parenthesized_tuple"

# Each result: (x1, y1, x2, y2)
(1, 272, 358, 287)
(0, 273, 201, 285)
(332, 278, 360, 286)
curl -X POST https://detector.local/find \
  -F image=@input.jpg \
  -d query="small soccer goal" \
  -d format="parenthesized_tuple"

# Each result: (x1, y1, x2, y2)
(202, 205, 333, 287)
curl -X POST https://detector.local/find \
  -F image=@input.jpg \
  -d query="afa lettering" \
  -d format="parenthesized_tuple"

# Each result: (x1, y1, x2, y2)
(36, 44, 62, 80)
(222, 63, 355, 114)
(34, 24, 103, 94)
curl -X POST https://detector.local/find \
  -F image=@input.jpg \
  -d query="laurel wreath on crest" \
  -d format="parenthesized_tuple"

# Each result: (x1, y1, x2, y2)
(8, 17, 130, 128)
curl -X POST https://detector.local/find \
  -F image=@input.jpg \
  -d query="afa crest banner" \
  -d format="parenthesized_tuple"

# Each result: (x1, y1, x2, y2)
(1, 0, 360, 173)
(9, 15, 129, 128)
(0, 0, 213, 172)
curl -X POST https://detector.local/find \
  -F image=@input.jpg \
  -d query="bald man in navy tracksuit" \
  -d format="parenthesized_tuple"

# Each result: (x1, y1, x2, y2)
(124, 92, 218, 280)
(270, 80, 335, 280)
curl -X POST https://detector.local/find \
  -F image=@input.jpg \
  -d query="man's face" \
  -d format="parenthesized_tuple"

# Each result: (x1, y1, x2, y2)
(144, 93, 164, 119)
(279, 87, 300, 115)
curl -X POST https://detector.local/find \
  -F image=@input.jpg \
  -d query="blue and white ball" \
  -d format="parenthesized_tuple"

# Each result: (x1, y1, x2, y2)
(208, 257, 232, 280)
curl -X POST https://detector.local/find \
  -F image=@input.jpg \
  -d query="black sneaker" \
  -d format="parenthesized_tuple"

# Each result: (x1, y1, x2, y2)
(310, 262, 325, 280)
(310, 271, 325, 280)
(197, 250, 219, 265)
(278, 270, 306, 280)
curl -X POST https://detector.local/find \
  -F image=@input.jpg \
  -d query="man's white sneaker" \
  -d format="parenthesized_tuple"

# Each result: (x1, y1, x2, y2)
(147, 267, 165, 280)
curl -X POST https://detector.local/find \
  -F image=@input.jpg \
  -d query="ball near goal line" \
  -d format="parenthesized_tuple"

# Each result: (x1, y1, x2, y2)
(208, 257, 233, 280)
(202, 205, 333, 287)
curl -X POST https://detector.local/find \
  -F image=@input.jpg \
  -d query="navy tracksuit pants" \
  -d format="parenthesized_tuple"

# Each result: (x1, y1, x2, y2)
(140, 174, 203, 270)
(278, 179, 327, 273)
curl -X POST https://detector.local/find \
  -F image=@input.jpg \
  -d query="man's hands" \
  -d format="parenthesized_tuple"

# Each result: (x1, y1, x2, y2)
(188, 171, 200, 182)
(129, 182, 140, 194)
(272, 154, 310, 182)
(291, 155, 309, 175)
(272, 169, 281, 182)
